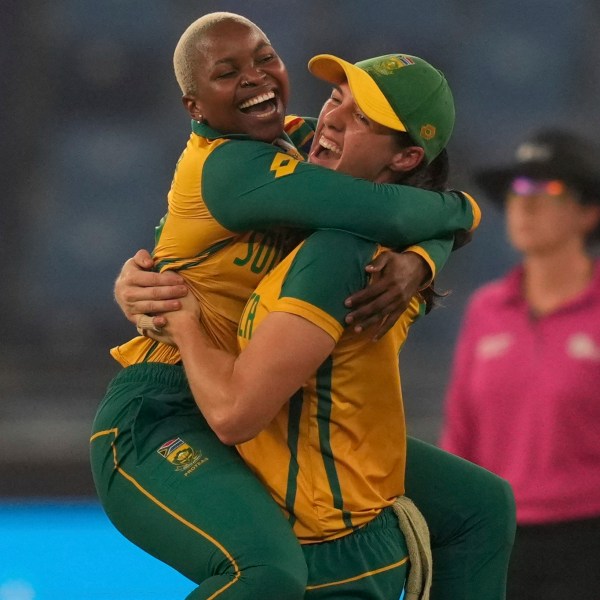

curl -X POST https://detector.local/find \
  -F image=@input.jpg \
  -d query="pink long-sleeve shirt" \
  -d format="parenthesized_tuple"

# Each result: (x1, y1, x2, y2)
(440, 260, 600, 524)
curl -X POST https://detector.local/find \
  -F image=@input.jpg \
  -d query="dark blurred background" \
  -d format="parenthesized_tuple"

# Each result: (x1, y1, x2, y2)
(2, 0, 600, 498)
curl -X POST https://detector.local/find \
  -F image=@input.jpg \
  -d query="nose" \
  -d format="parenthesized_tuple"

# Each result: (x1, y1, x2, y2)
(240, 64, 267, 87)
(322, 101, 348, 131)
(508, 193, 542, 213)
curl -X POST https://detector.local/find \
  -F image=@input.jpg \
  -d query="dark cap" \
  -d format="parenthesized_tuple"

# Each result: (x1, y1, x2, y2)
(474, 129, 600, 206)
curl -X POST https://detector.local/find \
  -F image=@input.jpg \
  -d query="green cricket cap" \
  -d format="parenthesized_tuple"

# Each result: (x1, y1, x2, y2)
(308, 53, 455, 162)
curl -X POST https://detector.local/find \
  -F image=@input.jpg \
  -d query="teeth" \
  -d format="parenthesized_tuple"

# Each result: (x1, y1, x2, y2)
(319, 136, 341, 155)
(239, 91, 275, 109)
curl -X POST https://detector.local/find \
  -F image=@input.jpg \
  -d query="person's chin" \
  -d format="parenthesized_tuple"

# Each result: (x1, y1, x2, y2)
(240, 103, 286, 142)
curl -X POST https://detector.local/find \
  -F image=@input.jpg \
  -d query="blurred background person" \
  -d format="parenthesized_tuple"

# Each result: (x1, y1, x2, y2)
(439, 128, 600, 600)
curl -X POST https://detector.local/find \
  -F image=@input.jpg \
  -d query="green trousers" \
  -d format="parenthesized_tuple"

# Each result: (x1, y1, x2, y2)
(302, 506, 408, 598)
(405, 438, 516, 599)
(90, 363, 515, 599)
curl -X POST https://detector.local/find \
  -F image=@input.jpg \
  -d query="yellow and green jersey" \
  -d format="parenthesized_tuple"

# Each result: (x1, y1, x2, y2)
(236, 230, 423, 544)
(111, 117, 479, 367)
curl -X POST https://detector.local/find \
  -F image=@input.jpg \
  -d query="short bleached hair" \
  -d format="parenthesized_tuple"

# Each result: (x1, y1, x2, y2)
(173, 12, 265, 96)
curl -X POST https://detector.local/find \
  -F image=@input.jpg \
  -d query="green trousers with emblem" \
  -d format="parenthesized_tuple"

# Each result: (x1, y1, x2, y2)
(90, 362, 515, 599)
(90, 363, 307, 599)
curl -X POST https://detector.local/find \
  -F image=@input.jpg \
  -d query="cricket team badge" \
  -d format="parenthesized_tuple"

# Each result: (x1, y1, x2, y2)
(157, 438, 208, 475)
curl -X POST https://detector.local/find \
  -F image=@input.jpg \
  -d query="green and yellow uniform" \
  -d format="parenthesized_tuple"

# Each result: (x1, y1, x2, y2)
(90, 119, 512, 600)
(238, 230, 418, 544)
(237, 229, 416, 596)
(110, 117, 478, 366)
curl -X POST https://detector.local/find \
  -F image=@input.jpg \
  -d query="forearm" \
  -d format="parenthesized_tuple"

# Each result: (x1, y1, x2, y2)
(172, 315, 255, 445)
(171, 309, 336, 446)
(204, 142, 481, 248)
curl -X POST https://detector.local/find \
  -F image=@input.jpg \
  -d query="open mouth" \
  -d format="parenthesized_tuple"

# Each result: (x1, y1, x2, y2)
(238, 91, 279, 118)
(312, 134, 342, 161)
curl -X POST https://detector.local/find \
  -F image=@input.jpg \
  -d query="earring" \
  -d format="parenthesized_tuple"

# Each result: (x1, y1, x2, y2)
(195, 114, 203, 123)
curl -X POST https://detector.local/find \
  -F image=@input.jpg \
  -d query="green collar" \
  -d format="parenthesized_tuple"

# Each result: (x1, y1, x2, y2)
(190, 120, 295, 147)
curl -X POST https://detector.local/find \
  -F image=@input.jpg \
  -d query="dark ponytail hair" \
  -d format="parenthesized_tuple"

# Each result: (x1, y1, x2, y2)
(392, 132, 451, 313)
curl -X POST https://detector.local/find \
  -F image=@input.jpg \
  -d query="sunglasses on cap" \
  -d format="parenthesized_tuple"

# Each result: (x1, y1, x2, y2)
(509, 177, 567, 197)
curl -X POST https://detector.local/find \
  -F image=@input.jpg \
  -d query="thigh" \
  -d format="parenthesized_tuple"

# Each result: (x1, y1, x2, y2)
(302, 507, 408, 599)
(90, 366, 307, 599)
(404, 437, 516, 600)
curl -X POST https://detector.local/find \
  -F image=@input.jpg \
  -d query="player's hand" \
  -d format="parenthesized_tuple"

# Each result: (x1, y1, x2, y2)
(344, 251, 430, 341)
(142, 286, 202, 347)
(114, 249, 188, 328)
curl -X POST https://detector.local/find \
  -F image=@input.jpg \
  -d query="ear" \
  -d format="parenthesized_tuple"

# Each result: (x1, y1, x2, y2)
(182, 94, 203, 121)
(389, 146, 425, 173)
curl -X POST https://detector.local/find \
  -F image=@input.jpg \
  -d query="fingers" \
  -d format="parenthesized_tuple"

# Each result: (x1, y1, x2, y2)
(349, 313, 385, 335)
(152, 314, 168, 329)
(346, 252, 397, 309)
(346, 295, 410, 329)
(120, 264, 185, 290)
(138, 327, 177, 347)
(136, 314, 163, 336)
(132, 248, 154, 269)
(345, 274, 398, 312)
(371, 308, 404, 341)
(115, 282, 187, 320)
(364, 251, 393, 273)
(347, 303, 408, 340)
(136, 314, 179, 346)
(344, 250, 418, 339)
(114, 253, 188, 324)
(121, 282, 188, 303)
(345, 284, 411, 340)
(345, 287, 375, 310)
(346, 290, 393, 322)
(125, 298, 183, 318)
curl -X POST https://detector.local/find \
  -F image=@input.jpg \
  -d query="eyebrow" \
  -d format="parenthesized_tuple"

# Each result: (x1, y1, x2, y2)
(213, 41, 273, 66)
(331, 84, 354, 104)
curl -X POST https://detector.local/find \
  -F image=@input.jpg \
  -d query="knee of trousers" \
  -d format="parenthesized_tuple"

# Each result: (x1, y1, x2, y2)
(475, 473, 517, 548)
(241, 563, 308, 600)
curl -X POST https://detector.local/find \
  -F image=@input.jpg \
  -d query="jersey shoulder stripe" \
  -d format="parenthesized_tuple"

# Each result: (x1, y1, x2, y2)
(280, 231, 377, 325)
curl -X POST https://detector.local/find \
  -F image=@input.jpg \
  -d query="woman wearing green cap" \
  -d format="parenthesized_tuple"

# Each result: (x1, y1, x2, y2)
(94, 11, 513, 599)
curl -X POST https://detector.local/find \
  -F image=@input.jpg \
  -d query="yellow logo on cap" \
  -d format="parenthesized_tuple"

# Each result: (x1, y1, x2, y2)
(369, 55, 415, 76)
(420, 124, 436, 140)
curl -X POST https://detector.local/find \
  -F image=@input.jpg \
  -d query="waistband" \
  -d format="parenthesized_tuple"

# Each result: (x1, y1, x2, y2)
(109, 362, 188, 390)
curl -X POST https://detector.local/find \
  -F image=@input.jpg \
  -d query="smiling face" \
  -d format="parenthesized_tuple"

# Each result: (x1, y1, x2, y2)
(183, 19, 289, 142)
(308, 82, 424, 182)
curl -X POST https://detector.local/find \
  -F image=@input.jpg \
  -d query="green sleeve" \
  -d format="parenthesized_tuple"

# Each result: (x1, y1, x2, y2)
(202, 140, 479, 249)
(410, 235, 455, 277)
(281, 231, 376, 326)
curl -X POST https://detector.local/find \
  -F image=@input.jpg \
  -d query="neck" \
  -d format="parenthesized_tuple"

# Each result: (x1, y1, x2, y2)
(522, 243, 594, 315)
